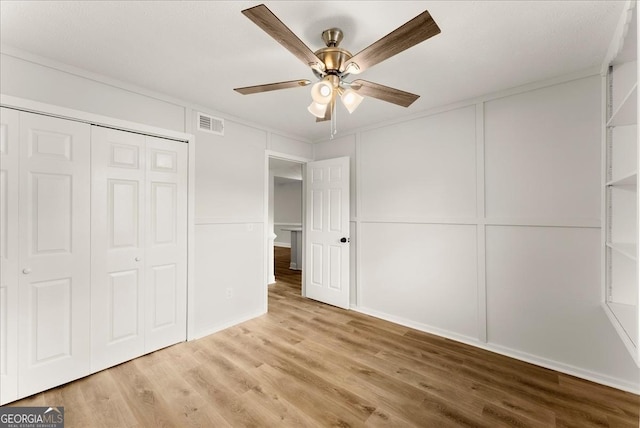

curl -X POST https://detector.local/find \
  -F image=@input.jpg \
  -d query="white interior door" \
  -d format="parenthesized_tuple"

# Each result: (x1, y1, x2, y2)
(18, 112, 91, 398)
(144, 136, 187, 353)
(91, 126, 146, 372)
(305, 157, 350, 309)
(0, 107, 20, 404)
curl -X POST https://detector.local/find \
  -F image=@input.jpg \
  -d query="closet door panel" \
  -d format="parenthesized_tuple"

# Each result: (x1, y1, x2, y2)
(144, 136, 187, 352)
(18, 112, 91, 399)
(91, 127, 146, 372)
(0, 108, 20, 405)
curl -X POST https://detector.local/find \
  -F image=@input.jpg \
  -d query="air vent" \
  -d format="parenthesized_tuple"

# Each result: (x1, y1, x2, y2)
(197, 112, 224, 136)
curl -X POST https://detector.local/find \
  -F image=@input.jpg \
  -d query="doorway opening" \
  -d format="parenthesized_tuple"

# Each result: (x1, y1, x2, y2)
(273, 245, 302, 289)
(267, 156, 305, 294)
(265, 153, 351, 311)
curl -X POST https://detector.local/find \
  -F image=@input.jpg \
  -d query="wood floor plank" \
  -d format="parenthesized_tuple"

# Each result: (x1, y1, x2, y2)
(607, 413, 640, 428)
(79, 370, 138, 428)
(481, 403, 550, 428)
(139, 358, 231, 428)
(43, 380, 96, 428)
(457, 359, 626, 423)
(242, 380, 321, 427)
(183, 363, 283, 427)
(558, 374, 640, 419)
(198, 334, 264, 372)
(354, 350, 486, 416)
(346, 319, 468, 368)
(159, 341, 204, 373)
(465, 377, 557, 425)
(294, 334, 464, 427)
(253, 363, 368, 427)
(420, 394, 492, 428)
(209, 329, 364, 427)
(362, 404, 422, 427)
(109, 359, 184, 428)
(270, 310, 384, 356)
(369, 348, 555, 426)
(230, 325, 378, 424)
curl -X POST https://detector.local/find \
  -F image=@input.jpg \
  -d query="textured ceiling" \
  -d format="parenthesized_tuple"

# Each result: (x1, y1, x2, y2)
(0, 1, 626, 141)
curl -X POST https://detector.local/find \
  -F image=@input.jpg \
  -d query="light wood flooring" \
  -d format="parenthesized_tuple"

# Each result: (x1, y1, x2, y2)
(6, 246, 639, 427)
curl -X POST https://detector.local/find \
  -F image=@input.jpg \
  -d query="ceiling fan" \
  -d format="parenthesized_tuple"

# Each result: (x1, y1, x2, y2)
(234, 4, 441, 135)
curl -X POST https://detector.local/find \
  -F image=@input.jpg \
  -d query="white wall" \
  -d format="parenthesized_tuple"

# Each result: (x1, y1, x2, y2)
(360, 106, 477, 220)
(484, 79, 601, 222)
(273, 179, 302, 246)
(0, 50, 314, 340)
(0, 53, 185, 132)
(357, 104, 481, 343)
(313, 74, 640, 392)
(274, 179, 302, 223)
(192, 118, 267, 336)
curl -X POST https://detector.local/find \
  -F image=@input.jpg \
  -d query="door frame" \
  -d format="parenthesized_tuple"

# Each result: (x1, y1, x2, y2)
(264, 150, 312, 311)
(0, 94, 197, 340)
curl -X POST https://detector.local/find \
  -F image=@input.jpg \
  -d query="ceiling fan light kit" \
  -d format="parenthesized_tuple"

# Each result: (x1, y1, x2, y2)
(311, 78, 334, 104)
(307, 101, 328, 119)
(341, 89, 364, 114)
(234, 4, 441, 138)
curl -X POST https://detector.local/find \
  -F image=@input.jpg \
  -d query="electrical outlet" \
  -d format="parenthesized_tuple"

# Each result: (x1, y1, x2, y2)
(226, 288, 233, 299)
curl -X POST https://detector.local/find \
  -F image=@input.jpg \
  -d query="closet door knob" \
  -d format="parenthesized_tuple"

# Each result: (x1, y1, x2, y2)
(135, 257, 141, 262)
(22, 268, 32, 275)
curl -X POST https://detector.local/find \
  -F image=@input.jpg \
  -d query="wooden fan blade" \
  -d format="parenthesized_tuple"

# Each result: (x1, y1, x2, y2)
(234, 79, 311, 95)
(341, 10, 440, 74)
(350, 80, 419, 107)
(242, 4, 325, 72)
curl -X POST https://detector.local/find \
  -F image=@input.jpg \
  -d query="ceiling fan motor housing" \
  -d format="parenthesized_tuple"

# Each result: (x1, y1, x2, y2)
(322, 28, 343, 47)
(313, 28, 353, 80)
(313, 47, 353, 78)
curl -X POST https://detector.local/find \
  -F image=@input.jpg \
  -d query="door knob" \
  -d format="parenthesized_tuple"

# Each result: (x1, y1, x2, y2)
(22, 268, 32, 274)
(340, 237, 350, 243)
(135, 257, 141, 262)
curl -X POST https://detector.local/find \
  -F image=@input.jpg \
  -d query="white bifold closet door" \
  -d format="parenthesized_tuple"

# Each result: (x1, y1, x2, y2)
(0, 107, 20, 405)
(91, 126, 187, 372)
(16, 112, 92, 400)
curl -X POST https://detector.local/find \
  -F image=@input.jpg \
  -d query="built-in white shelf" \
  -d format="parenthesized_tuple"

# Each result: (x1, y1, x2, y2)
(607, 302, 638, 348)
(602, 6, 638, 367)
(606, 171, 638, 187)
(603, 302, 638, 362)
(607, 241, 638, 260)
(607, 83, 637, 127)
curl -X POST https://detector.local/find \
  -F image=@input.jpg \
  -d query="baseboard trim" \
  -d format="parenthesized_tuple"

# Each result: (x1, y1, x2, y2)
(353, 306, 640, 394)
(274, 242, 291, 248)
(189, 310, 266, 341)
